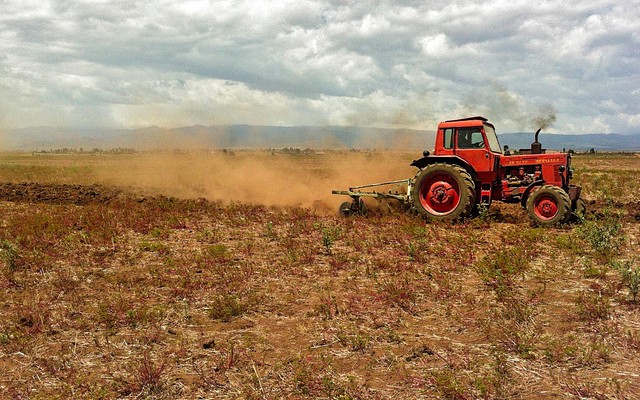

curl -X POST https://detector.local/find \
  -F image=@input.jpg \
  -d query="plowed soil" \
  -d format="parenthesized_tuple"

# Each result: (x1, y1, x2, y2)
(0, 182, 122, 205)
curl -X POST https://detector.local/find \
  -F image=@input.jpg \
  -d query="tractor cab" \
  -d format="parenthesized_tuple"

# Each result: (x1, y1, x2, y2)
(433, 116, 502, 156)
(424, 117, 503, 197)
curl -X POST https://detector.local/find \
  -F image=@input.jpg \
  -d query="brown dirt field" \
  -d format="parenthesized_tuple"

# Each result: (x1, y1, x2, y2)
(0, 151, 639, 399)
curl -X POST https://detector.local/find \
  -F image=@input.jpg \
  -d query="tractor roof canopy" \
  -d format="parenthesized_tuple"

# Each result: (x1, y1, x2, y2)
(439, 116, 494, 130)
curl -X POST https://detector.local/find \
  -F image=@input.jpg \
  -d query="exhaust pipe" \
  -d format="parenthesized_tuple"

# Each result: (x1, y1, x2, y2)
(531, 128, 542, 154)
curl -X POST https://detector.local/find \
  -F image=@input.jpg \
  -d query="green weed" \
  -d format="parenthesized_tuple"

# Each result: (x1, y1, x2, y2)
(577, 213, 623, 256)
(542, 335, 579, 364)
(576, 291, 611, 321)
(376, 275, 417, 313)
(407, 242, 417, 261)
(336, 326, 371, 353)
(264, 221, 275, 240)
(120, 351, 168, 397)
(428, 367, 467, 399)
(475, 202, 490, 221)
(476, 247, 529, 300)
(610, 259, 640, 303)
(316, 291, 340, 320)
(197, 227, 221, 243)
(138, 241, 171, 254)
(208, 294, 247, 322)
(148, 227, 170, 239)
(484, 293, 541, 359)
(292, 355, 341, 397)
(0, 239, 19, 270)
(582, 259, 607, 279)
(554, 234, 580, 252)
(204, 244, 233, 265)
(319, 225, 341, 255)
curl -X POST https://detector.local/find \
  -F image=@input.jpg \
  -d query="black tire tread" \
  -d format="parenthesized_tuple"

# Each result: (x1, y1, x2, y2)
(526, 185, 571, 226)
(410, 163, 476, 221)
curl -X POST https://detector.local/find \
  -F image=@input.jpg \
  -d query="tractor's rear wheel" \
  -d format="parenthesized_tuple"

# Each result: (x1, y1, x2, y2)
(526, 185, 571, 226)
(411, 163, 476, 221)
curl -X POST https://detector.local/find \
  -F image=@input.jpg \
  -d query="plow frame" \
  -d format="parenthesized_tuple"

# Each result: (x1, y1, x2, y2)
(332, 179, 413, 215)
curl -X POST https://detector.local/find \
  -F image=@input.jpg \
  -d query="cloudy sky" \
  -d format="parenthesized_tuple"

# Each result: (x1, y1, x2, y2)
(1, 0, 639, 134)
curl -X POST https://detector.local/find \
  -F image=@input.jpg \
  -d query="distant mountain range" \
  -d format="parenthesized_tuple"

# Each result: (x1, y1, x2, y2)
(2, 125, 639, 152)
(499, 132, 640, 152)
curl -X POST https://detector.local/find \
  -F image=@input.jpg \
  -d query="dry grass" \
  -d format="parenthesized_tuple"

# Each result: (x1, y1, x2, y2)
(0, 151, 639, 399)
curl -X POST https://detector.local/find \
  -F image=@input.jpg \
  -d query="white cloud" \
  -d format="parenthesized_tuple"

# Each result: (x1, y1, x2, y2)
(626, 114, 640, 127)
(418, 34, 450, 57)
(0, 0, 638, 133)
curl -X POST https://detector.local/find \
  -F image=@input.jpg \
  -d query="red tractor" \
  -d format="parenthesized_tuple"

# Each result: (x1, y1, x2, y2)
(333, 116, 585, 226)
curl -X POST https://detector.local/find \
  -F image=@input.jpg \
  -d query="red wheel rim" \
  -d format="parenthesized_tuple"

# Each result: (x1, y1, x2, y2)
(419, 172, 461, 215)
(534, 194, 558, 220)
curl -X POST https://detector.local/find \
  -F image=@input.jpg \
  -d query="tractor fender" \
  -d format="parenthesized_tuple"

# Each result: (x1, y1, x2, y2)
(520, 180, 545, 208)
(410, 155, 478, 181)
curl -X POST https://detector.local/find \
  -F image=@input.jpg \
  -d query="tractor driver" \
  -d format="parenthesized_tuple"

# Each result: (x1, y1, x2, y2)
(458, 128, 484, 149)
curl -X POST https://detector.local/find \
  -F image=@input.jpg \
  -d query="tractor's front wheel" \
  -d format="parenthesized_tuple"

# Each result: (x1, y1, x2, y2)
(526, 185, 571, 226)
(411, 163, 476, 221)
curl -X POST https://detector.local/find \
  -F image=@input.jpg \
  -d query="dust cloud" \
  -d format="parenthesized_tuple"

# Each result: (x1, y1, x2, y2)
(98, 116, 425, 214)
(0, 110, 6, 151)
(93, 151, 416, 212)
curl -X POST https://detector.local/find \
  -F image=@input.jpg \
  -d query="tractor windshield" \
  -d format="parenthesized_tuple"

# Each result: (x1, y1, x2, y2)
(484, 125, 502, 153)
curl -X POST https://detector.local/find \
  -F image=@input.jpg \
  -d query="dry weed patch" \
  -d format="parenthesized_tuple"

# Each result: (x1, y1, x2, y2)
(0, 152, 639, 398)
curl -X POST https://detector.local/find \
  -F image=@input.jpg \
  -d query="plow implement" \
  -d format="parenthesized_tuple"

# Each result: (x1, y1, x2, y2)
(331, 179, 412, 217)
